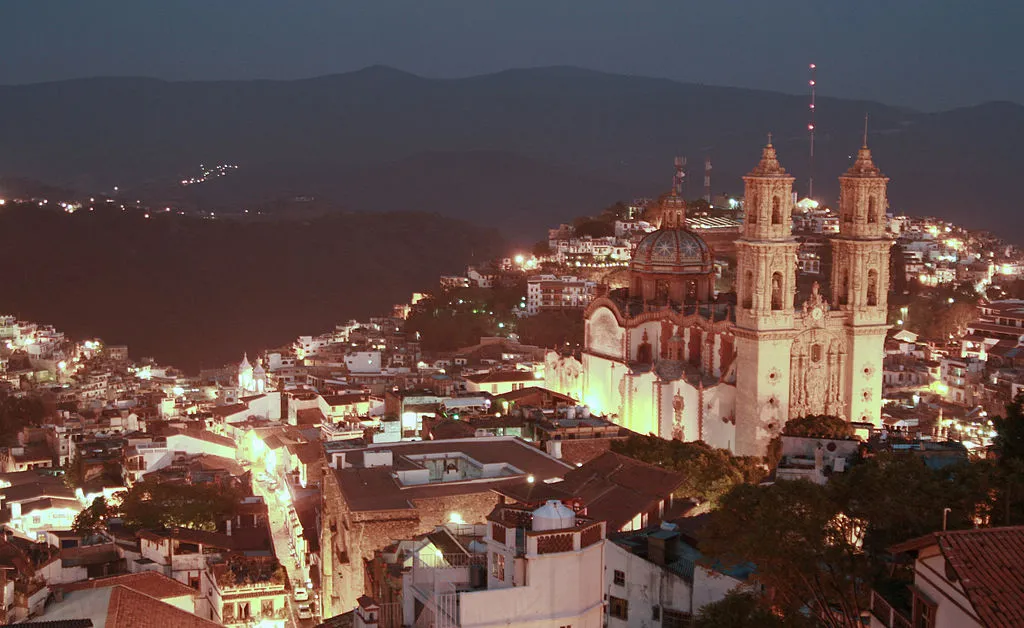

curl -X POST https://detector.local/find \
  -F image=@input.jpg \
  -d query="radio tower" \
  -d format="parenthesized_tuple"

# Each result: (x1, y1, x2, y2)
(808, 63, 817, 199)
(703, 156, 712, 204)
(673, 156, 687, 196)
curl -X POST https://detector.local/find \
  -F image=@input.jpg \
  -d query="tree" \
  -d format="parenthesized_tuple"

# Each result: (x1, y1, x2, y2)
(72, 496, 112, 534)
(993, 391, 1024, 463)
(611, 436, 765, 505)
(700, 480, 870, 627)
(783, 415, 854, 440)
(110, 481, 243, 531)
(693, 590, 788, 628)
(531, 239, 551, 257)
(573, 220, 615, 238)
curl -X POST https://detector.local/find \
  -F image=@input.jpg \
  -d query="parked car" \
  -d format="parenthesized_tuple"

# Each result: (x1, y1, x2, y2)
(297, 603, 313, 620)
(293, 587, 309, 602)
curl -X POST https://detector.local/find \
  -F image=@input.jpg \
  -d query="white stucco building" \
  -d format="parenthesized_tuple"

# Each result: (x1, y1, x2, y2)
(545, 141, 892, 456)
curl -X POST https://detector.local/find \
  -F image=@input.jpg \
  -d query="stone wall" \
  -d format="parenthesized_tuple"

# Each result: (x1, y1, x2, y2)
(321, 473, 502, 617)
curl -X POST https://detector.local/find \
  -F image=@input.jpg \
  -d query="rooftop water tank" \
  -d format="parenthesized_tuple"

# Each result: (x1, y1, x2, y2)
(532, 499, 576, 531)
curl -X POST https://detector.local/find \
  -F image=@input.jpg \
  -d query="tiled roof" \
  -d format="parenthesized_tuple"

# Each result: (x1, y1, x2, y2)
(61, 571, 197, 599)
(323, 393, 369, 406)
(0, 481, 77, 503)
(296, 407, 327, 425)
(892, 526, 1024, 628)
(105, 585, 220, 627)
(169, 428, 236, 449)
(211, 403, 248, 418)
(463, 371, 541, 384)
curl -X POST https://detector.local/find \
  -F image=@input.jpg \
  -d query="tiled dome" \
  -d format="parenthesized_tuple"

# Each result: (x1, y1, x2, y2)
(630, 228, 713, 275)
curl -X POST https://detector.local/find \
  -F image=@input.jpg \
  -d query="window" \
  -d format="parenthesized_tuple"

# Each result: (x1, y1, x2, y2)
(662, 609, 691, 628)
(811, 344, 823, 363)
(261, 599, 274, 617)
(742, 271, 754, 309)
(748, 196, 757, 224)
(491, 552, 505, 582)
(912, 587, 936, 628)
(652, 605, 661, 620)
(868, 196, 878, 223)
(237, 601, 251, 620)
(613, 570, 625, 586)
(609, 596, 629, 621)
(867, 269, 879, 306)
(771, 196, 782, 225)
(771, 272, 783, 310)
(839, 270, 850, 305)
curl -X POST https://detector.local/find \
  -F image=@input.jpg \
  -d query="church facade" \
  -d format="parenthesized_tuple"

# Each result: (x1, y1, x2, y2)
(544, 141, 892, 456)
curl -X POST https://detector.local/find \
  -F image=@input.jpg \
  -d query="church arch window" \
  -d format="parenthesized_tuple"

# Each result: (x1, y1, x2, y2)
(742, 271, 754, 309)
(868, 196, 878, 223)
(867, 269, 879, 306)
(811, 343, 823, 363)
(685, 280, 697, 302)
(839, 269, 850, 305)
(748, 196, 757, 224)
(771, 196, 782, 225)
(771, 272, 784, 310)
(655, 279, 670, 303)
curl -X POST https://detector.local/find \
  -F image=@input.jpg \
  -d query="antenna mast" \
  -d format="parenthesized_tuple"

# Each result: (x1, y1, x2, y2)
(808, 63, 817, 199)
(673, 156, 687, 196)
(704, 156, 712, 204)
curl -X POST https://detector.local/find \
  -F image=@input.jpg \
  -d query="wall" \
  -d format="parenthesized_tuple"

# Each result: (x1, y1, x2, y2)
(604, 542, 691, 628)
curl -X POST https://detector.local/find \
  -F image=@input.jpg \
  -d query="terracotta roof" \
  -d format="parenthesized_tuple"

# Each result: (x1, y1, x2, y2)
(288, 441, 323, 464)
(296, 407, 327, 425)
(497, 386, 577, 404)
(211, 403, 248, 418)
(169, 428, 236, 449)
(61, 571, 197, 599)
(496, 451, 686, 531)
(323, 393, 369, 406)
(892, 526, 1024, 628)
(0, 480, 76, 503)
(41, 584, 218, 628)
(105, 584, 219, 627)
(463, 371, 541, 384)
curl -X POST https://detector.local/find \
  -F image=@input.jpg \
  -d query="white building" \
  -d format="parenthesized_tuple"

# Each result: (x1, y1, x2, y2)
(526, 275, 598, 316)
(403, 500, 605, 628)
(546, 141, 893, 456)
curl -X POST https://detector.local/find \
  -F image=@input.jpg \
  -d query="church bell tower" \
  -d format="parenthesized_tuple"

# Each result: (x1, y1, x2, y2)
(734, 139, 800, 456)
(831, 137, 892, 425)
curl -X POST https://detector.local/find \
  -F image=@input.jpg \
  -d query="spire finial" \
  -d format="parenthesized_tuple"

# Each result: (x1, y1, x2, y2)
(862, 114, 869, 147)
(767, 131, 773, 146)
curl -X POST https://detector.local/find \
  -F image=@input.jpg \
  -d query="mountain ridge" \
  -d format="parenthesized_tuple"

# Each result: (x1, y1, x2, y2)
(1, 65, 1021, 241)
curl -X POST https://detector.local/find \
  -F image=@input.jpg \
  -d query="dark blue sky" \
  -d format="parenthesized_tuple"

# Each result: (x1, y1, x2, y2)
(5, 1, 1021, 110)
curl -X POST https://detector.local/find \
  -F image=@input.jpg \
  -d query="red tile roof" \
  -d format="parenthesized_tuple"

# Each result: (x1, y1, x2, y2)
(105, 584, 219, 627)
(210, 403, 248, 418)
(61, 571, 197, 600)
(296, 407, 327, 425)
(464, 371, 541, 384)
(892, 526, 1024, 628)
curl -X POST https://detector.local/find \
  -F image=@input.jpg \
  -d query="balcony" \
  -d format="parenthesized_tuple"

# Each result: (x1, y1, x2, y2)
(870, 589, 912, 628)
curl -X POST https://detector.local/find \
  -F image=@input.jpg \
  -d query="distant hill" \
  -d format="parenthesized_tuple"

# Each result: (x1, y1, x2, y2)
(2, 67, 1022, 241)
(0, 204, 502, 371)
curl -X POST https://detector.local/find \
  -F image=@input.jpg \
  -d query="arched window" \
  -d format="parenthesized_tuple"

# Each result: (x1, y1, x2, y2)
(748, 196, 757, 224)
(686, 280, 697, 303)
(839, 270, 850, 305)
(811, 344, 823, 363)
(771, 272, 783, 310)
(868, 196, 878, 224)
(742, 270, 754, 309)
(867, 269, 879, 306)
(655, 279, 670, 303)
(771, 196, 782, 225)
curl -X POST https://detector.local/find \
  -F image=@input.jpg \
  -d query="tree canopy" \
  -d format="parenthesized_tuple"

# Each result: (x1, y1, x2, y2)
(611, 436, 765, 505)
(72, 480, 243, 533)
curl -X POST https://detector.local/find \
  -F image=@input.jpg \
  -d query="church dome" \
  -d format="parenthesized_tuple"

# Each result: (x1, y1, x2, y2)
(631, 228, 713, 276)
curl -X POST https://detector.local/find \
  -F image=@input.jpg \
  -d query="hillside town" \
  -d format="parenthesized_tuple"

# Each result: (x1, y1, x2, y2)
(4, 143, 1024, 628)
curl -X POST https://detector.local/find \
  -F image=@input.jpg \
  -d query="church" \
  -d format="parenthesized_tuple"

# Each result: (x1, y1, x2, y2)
(544, 139, 892, 456)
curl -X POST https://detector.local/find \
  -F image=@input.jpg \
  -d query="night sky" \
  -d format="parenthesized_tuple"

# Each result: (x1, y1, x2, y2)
(5, 1, 1022, 110)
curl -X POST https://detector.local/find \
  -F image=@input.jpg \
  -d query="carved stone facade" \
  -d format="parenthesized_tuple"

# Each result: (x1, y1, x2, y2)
(545, 141, 891, 457)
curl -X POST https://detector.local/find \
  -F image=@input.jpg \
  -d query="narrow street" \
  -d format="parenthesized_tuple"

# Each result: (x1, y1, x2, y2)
(253, 477, 317, 627)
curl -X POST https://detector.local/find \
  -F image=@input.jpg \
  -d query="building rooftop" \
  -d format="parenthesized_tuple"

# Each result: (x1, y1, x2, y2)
(891, 526, 1024, 628)
(331, 437, 572, 512)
